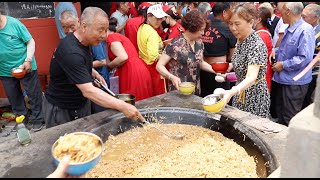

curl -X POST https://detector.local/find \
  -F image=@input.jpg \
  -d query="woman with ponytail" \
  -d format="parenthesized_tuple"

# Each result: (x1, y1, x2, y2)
(162, 5, 185, 40)
(255, 6, 273, 92)
(106, 17, 153, 101)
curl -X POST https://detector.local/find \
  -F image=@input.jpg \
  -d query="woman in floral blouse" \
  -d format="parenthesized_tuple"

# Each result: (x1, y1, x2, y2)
(156, 10, 215, 96)
(222, 3, 270, 118)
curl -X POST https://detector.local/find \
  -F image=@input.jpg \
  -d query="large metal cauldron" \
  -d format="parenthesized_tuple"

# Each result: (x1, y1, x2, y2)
(87, 107, 278, 178)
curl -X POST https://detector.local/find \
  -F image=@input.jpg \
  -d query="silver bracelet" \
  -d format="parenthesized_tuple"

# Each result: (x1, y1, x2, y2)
(25, 57, 32, 62)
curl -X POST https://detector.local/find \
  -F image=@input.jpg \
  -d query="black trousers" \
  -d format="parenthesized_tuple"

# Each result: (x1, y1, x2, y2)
(43, 95, 91, 128)
(269, 80, 278, 118)
(273, 81, 309, 126)
(200, 70, 231, 98)
(0, 70, 44, 124)
(302, 75, 317, 109)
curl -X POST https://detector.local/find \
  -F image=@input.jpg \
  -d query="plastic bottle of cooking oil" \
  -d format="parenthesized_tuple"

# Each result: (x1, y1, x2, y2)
(16, 115, 31, 145)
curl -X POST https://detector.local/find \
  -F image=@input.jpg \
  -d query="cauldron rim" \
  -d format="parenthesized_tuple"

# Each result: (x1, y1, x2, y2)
(88, 107, 278, 177)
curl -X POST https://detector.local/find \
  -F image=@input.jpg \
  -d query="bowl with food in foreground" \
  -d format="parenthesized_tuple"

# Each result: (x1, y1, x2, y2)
(116, 94, 136, 105)
(211, 62, 229, 74)
(51, 132, 104, 176)
(11, 67, 26, 78)
(179, 82, 195, 95)
(202, 94, 225, 113)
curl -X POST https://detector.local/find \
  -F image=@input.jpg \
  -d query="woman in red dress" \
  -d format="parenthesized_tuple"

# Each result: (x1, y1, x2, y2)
(255, 6, 273, 92)
(106, 17, 153, 101)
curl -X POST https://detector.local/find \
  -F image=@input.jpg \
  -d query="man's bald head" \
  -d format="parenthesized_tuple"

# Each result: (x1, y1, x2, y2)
(80, 7, 108, 27)
(78, 7, 109, 46)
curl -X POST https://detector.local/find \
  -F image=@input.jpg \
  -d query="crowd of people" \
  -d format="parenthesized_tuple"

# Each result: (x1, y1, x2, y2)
(1, 1, 319, 177)
(1, 1, 319, 130)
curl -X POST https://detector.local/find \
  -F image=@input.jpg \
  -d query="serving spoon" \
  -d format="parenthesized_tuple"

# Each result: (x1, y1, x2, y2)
(143, 121, 185, 140)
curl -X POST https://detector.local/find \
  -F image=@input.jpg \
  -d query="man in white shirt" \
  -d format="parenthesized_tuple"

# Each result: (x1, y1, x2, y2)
(269, 2, 289, 120)
(272, 2, 289, 48)
(110, 2, 130, 35)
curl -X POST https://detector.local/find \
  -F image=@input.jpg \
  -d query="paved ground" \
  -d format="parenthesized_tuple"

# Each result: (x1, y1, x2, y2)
(0, 98, 46, 140)
(0, 116, 47, 140)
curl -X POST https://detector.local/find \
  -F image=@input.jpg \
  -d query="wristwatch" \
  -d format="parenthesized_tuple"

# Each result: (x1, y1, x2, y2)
(25, 57, 32, 62)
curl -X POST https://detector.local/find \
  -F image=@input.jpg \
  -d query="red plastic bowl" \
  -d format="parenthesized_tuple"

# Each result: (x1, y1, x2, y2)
(211, 62, 229, 74)
(11, 67, 26, 78)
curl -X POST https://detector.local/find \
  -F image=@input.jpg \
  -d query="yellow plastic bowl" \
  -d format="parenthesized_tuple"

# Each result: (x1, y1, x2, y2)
(202, 94, 225, 113)
(179, 82, 195, 95)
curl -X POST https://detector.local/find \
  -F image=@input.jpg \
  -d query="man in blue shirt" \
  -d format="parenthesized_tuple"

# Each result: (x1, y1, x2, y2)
(91, 41, 111, 113)
(54, 2, 78, 39)
(272, 2, 315, 126)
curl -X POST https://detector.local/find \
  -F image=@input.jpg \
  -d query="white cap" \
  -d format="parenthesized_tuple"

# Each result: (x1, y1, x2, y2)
(147, 4, 169, 18)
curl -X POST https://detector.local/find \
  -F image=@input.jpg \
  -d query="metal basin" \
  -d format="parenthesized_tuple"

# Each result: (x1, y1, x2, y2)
(86, 107, 278, 178)
(116, 94, 135, 105)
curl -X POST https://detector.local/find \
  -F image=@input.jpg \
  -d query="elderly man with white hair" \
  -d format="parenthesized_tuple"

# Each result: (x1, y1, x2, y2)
(59, 10, 80, 35)
(302, 3, 320, 108)
(272, 2, 315, 126)
(198, 2, 212, 17)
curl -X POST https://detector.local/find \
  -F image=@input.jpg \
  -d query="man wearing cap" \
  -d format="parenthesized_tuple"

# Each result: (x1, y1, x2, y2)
(137, 4, 169, 96)
(125, 2, 152, 51)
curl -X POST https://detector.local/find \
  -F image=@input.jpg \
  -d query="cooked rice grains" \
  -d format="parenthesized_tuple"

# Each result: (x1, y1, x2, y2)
(53, 133, 102, 163)
(87, 124, 258, 178)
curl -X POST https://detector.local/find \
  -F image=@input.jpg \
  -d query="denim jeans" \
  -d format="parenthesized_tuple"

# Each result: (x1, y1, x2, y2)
(0, 70, 44, 124)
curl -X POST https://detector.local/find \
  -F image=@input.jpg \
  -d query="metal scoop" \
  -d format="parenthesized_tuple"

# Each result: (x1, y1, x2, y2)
(144, 121, 184, 140)
(94, 79, 116, 97)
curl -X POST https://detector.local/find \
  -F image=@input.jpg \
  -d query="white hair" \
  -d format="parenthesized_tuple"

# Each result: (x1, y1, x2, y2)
(59, 10, 77, 21)
(198, 2, 212, 14)
(286, 2, 304, 15)
(305, 4, 320, 17)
